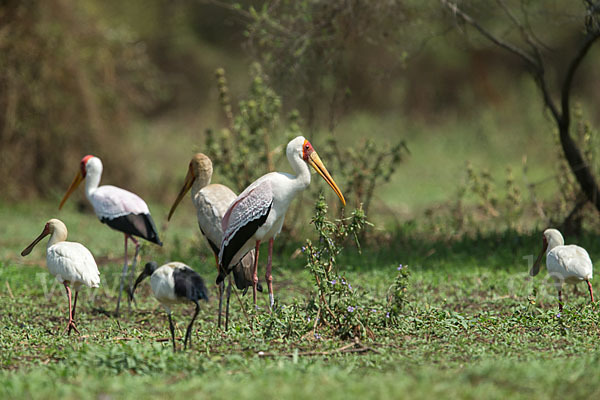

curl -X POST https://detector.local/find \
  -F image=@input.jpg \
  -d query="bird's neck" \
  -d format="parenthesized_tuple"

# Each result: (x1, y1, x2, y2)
(47, 229, 67, 248)
(546, 238, 563, 253)
(290, 154, 311, 191)
(85, 169, 101, 198)
(191, 176, 210, 198)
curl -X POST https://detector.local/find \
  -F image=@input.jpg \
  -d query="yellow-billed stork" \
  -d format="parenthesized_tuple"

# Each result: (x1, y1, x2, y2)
(21, 219, 100, 334)
(167, 153, 260, 330)
(59, 155, 162, 316)
(530, 228, 594, 311)
(218, 136, 346, 309)
(130, 261, 209, 352)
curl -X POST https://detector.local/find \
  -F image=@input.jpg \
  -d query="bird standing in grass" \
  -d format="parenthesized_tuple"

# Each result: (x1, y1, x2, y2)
(59, 155, 162, 316)
(130, 261, 209, 351)
(530, 228, 594, 311)
(167, 153, 260, 330)
(218, 136, 346, 309)
(21, 219, 100, 334)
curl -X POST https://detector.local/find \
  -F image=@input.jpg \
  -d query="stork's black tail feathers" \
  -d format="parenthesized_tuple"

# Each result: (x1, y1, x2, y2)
(232, 263, 262, 292)
(102, 213, 162, 246)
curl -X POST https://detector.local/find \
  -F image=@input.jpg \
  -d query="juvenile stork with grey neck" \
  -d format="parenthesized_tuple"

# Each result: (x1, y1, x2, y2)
(130, 261, 209, 352)
(530, 228, 594, 311)
(167, 153, 260, 330)
(218, 136, 346, 309)
(21, 219, 100, 334)
(59, 155, 162, 316)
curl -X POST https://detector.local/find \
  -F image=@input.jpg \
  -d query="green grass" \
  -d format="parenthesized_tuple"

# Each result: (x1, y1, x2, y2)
(2, 201, 600, 399)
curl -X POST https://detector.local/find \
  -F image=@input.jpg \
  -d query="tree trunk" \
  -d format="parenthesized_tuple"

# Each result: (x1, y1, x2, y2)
(558, 125, 600, 210)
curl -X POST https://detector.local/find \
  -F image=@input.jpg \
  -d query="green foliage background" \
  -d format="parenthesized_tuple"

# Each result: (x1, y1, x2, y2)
(3, 1, 600, 398)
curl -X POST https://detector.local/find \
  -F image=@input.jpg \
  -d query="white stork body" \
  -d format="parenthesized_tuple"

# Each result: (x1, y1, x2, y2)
(59, 155, 162, 316)
(218, 136, 346, 308)
(530, 228, 594, 311)
(167, 154, 258, 329)
(220, 172, 303, 269)
(21, 219, 100, 334)
(131, 261, 209, 351)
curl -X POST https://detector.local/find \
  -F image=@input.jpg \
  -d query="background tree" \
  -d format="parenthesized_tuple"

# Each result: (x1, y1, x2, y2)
(440, 0, 600, 217)
(0, 0, 162, 199)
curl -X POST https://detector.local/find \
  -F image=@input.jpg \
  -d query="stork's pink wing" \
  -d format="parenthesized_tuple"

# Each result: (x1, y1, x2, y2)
(218, 180, 273, 274)
(89, 185, 150, 219)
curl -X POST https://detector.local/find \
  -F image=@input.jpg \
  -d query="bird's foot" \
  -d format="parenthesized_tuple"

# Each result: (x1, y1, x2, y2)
(269, 294, 274, 310)
(64, 319, 80, 335)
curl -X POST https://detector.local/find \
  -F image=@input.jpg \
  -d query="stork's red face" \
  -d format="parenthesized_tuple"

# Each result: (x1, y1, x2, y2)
(302, 140, 314, 162)
(301, 139, 346, 206)
(80, 155, 94, 177)
(59, 155, 95, 210)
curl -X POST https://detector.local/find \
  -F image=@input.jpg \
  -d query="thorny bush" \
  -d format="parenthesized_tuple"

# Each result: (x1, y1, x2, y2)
(254, 194, 411, 341)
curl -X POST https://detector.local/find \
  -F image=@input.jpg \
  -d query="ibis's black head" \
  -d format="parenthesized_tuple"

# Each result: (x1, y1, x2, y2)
(129, 262, 158, 302)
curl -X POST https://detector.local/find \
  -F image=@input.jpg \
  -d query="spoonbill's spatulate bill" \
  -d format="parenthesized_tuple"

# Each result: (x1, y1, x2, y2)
(130, 261, 209, 352)
(21, 219, 100, 334)
(218, 136, 345, 309)
(530, 228, 594, 311)
(59, 155, 162, 316)
(167, 153, 260, 330)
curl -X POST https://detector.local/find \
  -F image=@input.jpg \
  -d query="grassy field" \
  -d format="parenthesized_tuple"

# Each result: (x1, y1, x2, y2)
(2, 200, 600, 399)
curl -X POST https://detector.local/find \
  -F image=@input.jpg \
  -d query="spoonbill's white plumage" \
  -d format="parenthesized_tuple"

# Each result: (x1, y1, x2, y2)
(59, 155, 162, 316)
(167, 154, 259, 330)
(21, 219, 100, 334)
(131, 261, 209, 352)
(530, 228, 594, 311)
(218, 136, 345, 308)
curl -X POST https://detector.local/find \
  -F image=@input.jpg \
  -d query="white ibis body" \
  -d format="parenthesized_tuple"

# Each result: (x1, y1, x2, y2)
(59, 155, 162, 316)
(167, 154, 260, 330)
(131, 261, 209, 351)
(218, 136, 346, 308)
(21, 219, 100, 334)
(530, 228, 594, 311)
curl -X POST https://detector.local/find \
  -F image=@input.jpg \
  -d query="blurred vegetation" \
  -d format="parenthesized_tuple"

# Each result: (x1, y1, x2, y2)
(2, 0, 600, 237)
(0, 0, 164, 199)
(205, 63, 293, 193)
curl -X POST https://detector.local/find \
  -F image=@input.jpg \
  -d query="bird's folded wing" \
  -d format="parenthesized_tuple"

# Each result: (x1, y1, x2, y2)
(219, 180, 273, 269)
(91, 185, 150, 218)
(48, 243, 100, 287)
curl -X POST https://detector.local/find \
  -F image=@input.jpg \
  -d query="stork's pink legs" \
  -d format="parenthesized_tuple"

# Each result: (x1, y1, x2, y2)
(266, 238, 274, 310)
(116, 234, 140, 316)
(252, 240, 261, 306)
(115, 235, 129, 316)
(587, 280, 595, 303)
(63, 283, 79, 335)
(128, 235, 140, 307)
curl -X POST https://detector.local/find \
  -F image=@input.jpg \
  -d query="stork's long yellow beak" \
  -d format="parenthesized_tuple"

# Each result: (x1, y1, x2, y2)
(59, 170, 84, 210)
(168, 166, 196, 221)
(308, 151, 346, 206)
